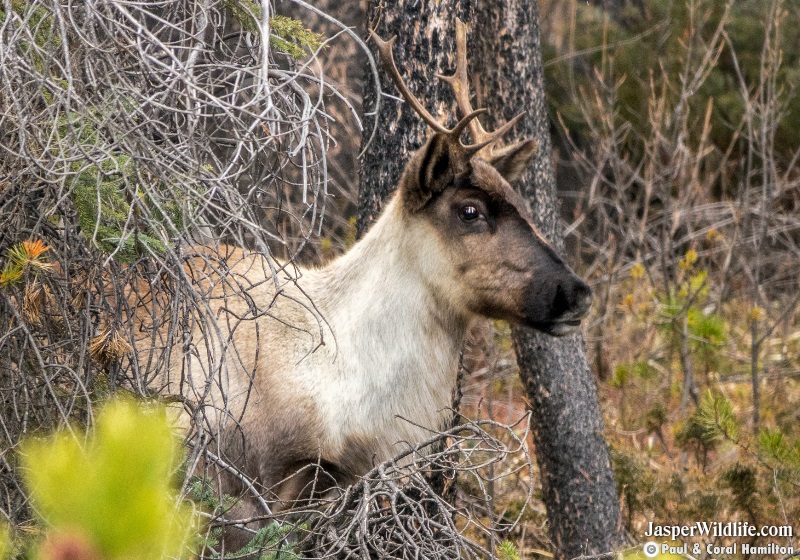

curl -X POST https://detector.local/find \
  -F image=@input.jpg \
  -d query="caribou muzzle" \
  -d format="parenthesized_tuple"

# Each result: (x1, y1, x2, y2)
(523, 261, 593, 337)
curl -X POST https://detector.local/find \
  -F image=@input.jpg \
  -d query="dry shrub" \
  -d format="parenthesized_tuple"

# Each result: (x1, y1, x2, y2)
(541, 0, 800, 543)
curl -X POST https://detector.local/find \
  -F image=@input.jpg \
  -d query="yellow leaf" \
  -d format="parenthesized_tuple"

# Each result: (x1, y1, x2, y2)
(622, 294, 635, 308)
(750, 306, 766, 321)
(678, 249, 698, 271)
(705, 228, 723, 243)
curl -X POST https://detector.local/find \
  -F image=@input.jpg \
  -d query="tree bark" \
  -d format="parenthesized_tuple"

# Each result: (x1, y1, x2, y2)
(358, 0, 474, 510)
(471, 2, 625, 559)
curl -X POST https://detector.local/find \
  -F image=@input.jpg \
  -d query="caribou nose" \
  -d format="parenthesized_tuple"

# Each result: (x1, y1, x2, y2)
(553, 276, 593, 319)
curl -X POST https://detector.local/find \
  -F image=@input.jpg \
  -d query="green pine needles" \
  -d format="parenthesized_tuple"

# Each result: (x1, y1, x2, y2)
(223, 0, 324, 59)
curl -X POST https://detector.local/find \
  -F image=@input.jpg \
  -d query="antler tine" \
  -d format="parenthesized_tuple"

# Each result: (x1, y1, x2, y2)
(450, 108, 487, 138)
(372, 22, 522, 156)
(462, 112, 524, 156)
(370, 31, 450, 135)
(436, 19, 493, 146)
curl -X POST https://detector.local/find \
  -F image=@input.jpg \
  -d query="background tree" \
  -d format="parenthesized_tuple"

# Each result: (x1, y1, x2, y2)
(471, 2, 625, 557)
(357, 1, 470, 233)
(538, 0, 800, 539)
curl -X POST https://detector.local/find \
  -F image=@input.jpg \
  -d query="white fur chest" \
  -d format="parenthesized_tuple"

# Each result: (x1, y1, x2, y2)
(311, 330, 460, 465)
(287, 201, 469, 470)
(299, 270, 465, 466)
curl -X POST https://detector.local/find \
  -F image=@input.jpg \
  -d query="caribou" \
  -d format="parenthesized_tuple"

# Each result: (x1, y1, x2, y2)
(139, 20, 592, 541)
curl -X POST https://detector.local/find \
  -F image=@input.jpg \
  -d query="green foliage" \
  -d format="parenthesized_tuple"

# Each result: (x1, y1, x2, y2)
(72, 157, 165, 262)
(0, 1, 61, 73)
(721, 463, 759, 516)
(270, 15, 325, 59)
(497, 540, 520, 560)
(611, 448, 657, 522)
(612, 361, 658, 389)
(545, 0, 800, 165)
(188, 475, 302, 559)
(189, 475, 237, 513)
(21, 398, 196, 560)
(0, 524, 9, 559)
(644, 403, 668, 433)
(677, 390, 738, 464)
(655, 255, 727, 375)
(233, 523, 300, 560)
(222, 1, 324, 59)
(55, 108, 189, 262)
(758, 428, 787, 461)
(676, 414, 716, 451)
(688, 308, 725, 345)
(69, 154, 192, 262)
(190, 476, 221, 510)
(757, 428, 800, 482)
(694, 390, 738, 444)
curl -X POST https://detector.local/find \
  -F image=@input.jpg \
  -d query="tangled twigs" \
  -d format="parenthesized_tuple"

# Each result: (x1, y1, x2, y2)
(184, 417, 533, 558)
(0, 3, 534, 557)
(0, 0, 372, 528)
(251, 417, 534, 560)
(188, 415, 534, 560)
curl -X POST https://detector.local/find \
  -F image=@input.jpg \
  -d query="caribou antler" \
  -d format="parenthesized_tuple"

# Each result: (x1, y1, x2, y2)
(437, 19, 524, 157)
(370, 19, 523, 158)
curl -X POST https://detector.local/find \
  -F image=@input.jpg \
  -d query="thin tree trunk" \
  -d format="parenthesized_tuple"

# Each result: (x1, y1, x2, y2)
(358, 0, 472, 509)
(471, 2, 625, 558)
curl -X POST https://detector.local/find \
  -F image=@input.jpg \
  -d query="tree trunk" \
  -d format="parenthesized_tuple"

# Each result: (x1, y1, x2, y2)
(358, 0, 473, 510)
(471, 2, 625, 559)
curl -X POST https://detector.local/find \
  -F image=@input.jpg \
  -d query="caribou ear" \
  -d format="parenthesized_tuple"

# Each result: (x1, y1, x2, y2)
(399, 133, 464, 212)
(486, 139, 538, 183)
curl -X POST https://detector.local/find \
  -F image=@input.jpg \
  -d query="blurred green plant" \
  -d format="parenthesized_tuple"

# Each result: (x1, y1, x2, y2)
(497, 540, 520, 560)
(20, 398, 196, 560)
(676, 390, 738, 470)
(611, 448, 658, 526)
(0, 524, 10, 559)
(693, 389, 739, 444)
(721, 463, 759, 523)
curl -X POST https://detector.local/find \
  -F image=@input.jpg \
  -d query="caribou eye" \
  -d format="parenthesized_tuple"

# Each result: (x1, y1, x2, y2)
(459, 205, 481, 222)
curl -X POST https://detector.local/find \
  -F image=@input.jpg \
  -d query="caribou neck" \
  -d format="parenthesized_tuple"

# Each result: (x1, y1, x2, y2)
(313, 195, 469, 390)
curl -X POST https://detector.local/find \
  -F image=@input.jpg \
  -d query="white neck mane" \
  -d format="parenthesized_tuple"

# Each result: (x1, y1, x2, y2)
(305, 196, 469, 461)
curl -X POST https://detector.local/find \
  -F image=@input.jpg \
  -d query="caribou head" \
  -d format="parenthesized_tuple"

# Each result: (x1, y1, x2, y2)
(372, 21, 592, 336)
